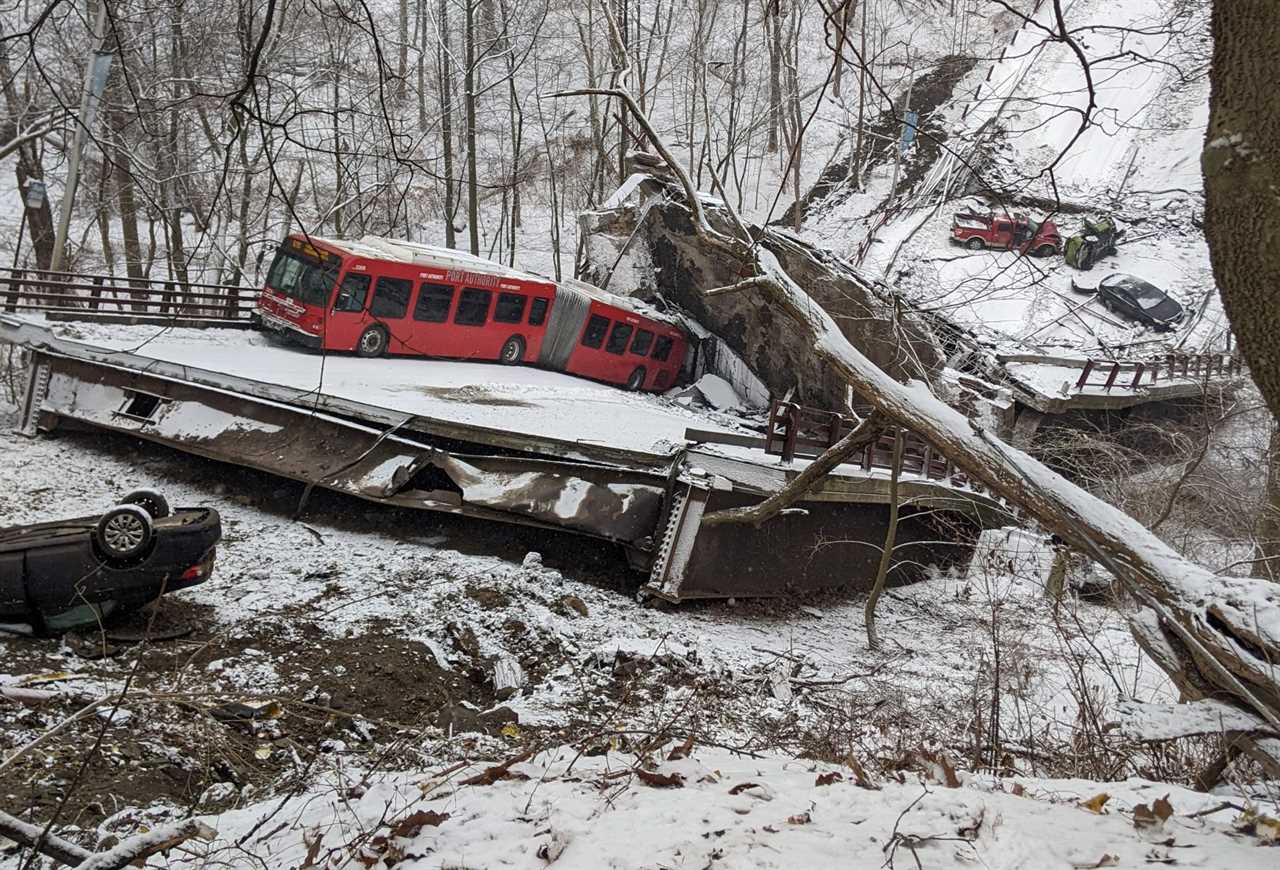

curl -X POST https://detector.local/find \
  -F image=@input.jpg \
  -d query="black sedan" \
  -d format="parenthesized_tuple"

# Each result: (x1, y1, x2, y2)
(1091, 273, 1185, 331)
(0, 491, 220, 635)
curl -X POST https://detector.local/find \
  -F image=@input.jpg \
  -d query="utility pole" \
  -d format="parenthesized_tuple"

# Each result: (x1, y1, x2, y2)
(50, 1, 112, 273)
(888, 51, 916, 202)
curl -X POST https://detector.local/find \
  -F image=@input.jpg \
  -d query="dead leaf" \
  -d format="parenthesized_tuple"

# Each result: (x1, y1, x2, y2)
(1152, 795, 1173, 822)
(1011, 783, 1025, 797)
(667, 734, 695, 761)
(388, 810, 450, 839)
(815, 771, 843, 787)
(729, 782, 761, 795)
(460, 750, 536, 786)
(1069, 855, 1118, 869)
(1079, 793, 1111, 814)
(787, 811, 811, 825)
(1133, 803, 1161, 830)
(634, 768, 685, 788)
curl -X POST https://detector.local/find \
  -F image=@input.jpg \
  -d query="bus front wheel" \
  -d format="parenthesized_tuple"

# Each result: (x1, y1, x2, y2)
(356, 326, 388, 358)
(500, 336, 525, 364)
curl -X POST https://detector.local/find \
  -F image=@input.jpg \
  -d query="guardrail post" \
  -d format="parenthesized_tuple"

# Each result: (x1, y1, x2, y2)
(89, 276, 104, 311)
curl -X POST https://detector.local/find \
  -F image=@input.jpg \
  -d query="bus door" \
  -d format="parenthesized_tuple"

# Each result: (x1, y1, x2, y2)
(326, 267, 373, 351)
(366, 274, 416, 352)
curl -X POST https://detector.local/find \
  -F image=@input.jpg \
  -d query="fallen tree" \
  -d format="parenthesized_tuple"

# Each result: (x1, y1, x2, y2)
(548, 5, 1280, 774)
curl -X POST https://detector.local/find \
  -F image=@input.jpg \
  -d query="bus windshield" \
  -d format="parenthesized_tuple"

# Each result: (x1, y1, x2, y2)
(265, 241, 340, 307)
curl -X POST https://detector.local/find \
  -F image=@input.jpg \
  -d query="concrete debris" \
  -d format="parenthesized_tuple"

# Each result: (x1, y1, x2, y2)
(493, 656, 526, 700)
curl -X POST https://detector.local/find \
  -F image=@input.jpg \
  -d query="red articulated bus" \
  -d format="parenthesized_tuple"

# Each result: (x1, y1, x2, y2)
(253, 234, 689, 392)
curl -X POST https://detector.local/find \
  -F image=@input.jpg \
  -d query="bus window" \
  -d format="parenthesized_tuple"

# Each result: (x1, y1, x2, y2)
(334, 273, 370, 312)
(414, 283, 454, 322)
(605, 322, 633, 355)
(370, 276, 412, 319)
(581, 314, 609, 349)
(494, 292, 527, 324)
(630, 329, 654, 356)
(266, 246, 337, 306)
(528, 297, 549, 326)
(652, 335, 674, 361)
(455, 288, 492, 326)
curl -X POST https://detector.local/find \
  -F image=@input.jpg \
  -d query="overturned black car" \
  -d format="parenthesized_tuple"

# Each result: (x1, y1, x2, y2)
(0, 491, 220, 635)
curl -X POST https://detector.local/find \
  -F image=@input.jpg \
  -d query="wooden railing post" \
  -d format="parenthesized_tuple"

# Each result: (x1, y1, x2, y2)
(781, 405, 799, 464)
(3, 269, 22, 313)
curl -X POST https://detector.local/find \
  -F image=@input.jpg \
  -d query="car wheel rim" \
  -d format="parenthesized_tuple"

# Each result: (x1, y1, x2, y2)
(104, 514, 145, 552)
(361, 332, 381, 353)
(503, 342, 518, 361)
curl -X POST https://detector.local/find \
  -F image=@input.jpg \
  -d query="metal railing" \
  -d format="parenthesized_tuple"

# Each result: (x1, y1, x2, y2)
(765, 399, 970, 481)
(1073, 352, 1243, 392)
(0, 266, 253, 324)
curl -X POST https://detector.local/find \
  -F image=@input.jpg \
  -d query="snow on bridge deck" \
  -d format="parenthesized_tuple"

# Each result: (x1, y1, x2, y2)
(9, 315, 740, 463)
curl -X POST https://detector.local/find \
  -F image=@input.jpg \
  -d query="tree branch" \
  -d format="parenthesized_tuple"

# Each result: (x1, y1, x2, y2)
(702, 412, 884, 527)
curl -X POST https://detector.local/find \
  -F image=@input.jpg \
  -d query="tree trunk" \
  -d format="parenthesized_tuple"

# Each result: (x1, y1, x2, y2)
(398, 0, 409, 100)
(109, 107, 146, 313)
(864, 429, 903, 651)
(1203, 0, 1280, 420)
(439, 0, 457, 248)
(1256, 423, 1280, 582)
(465, 0, 480, 255)
(0, 48, 55, 270)
(766, 2, 781, 154)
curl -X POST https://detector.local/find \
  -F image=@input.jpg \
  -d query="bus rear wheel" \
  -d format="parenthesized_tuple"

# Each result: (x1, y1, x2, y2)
(356, 326, 388, 358)
(499, 336, 525, 364)
(625, 367, 647, 391)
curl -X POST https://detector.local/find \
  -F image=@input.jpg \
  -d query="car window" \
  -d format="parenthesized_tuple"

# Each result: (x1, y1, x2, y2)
(605, 322, 634, 355)
(414, 283, 454, 322)
(581, 314, 609, 349)
(370, 276, 412, 319)
(334, 273, 370, 312)
(454, 288, 492, 326)
(529, 297, 549, 326)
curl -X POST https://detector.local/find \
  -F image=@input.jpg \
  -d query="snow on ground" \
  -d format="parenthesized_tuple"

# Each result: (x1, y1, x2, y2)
(8, 377, 1274, 867)
(804, 0, 1224, 363)
(183, 744, 1278, 870)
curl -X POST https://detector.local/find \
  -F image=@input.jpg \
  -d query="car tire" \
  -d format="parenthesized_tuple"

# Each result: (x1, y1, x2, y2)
(1035, 244, 1056, 257)
(120, 489, 170, 519)
(499, 336, 525, 364)
(96, 505, 154, 562)
(626, 367, 647, 391)
(356, 326, 388, 358)
(965, 238, 984, 251)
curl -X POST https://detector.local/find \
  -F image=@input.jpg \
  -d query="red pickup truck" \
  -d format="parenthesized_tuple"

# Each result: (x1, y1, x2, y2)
(951, 211, 1062, 256)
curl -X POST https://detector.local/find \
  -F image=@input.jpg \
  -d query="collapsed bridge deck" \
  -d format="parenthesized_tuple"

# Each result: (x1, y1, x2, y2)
(1, 315, 1005, 601)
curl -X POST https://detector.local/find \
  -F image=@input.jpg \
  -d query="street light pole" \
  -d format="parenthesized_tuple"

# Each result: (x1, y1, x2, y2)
(50, 1, 112, 273)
